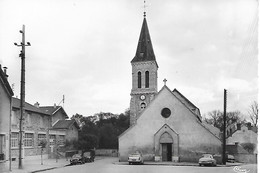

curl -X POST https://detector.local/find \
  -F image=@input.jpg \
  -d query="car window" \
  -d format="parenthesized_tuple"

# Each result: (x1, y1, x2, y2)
(73, 154, 80, 158)
(203, 154, 212, 158)
(131, 154, 140, 156)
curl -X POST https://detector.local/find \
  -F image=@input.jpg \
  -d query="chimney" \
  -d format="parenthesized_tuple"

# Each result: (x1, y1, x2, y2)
(54, 103, 56, 109)
(34, 102, 40, 108)
(3, 66, 9, 79)
(237, 123, 241, 130)
(247, 122, 252, 130)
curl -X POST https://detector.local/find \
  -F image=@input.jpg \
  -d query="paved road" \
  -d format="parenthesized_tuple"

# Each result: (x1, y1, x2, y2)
(43, 157, 257, 173)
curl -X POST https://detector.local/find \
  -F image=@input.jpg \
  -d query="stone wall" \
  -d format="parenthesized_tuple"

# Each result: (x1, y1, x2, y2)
(66, 125, 78, 142)
(11, 110, 50, 159)
(95, 149, 118, 157)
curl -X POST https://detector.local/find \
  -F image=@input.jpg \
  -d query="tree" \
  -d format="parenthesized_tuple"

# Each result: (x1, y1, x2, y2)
(74, 108, 130, 149)
(71, 113, 85, 129)
(77, 134, 99, 151)
(204, 110, 222, 129)
(204, 110, 245, 131)
(248, 101, 258, 127)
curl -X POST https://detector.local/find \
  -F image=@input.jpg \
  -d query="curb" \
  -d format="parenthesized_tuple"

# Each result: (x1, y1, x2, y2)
(30, 167, 58, 173)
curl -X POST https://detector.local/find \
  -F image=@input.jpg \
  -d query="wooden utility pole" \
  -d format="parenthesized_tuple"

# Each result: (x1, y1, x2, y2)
(14, 25, 31, 169)
(222, 89, 227, 165)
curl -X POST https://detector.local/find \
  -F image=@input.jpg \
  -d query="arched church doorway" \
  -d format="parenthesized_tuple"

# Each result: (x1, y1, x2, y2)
(160, 132, 173, 161)
(162, 143, 172, 161)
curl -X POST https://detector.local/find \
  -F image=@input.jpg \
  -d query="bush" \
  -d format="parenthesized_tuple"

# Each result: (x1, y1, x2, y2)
(240, 143, 256, 154)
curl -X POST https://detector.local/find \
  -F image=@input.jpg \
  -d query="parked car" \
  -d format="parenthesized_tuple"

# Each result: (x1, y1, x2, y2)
(83, 150, 95, 163)
(128, 151, 144, 165)
(70, 154, 85, 165)
(226, 154, 235, 163)
(199, 154, 217, 166)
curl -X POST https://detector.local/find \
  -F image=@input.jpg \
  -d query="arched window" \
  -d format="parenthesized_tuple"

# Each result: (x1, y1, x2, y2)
(145, 71, 149, 88)
(138, 71, 141, 88)
(140, 102, 146, 110)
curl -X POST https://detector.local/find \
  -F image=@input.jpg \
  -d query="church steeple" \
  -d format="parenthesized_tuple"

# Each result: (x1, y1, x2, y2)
(131, 14, 157, 65)
(129, 12, 159, 126)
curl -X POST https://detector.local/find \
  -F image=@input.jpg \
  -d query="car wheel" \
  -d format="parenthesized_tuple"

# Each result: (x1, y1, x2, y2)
(129, 162, 131, 165)
(199, 164, 202, 166)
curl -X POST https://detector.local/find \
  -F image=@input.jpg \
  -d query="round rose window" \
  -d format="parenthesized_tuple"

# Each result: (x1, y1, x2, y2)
(161, 108, 171, 118)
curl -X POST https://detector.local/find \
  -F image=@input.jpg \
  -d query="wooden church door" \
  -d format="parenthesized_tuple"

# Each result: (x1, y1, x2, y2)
(162, 143, 172, 161)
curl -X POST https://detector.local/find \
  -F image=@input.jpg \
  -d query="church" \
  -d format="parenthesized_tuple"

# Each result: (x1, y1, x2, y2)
(118, 12, 222, 162)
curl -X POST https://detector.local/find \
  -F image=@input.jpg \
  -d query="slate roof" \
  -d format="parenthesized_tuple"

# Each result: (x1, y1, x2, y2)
(12, 97, 50, 116)
(131, 16, 157, 66)
(52, 119, 79, 130)
(39, 106, 69, 119)
(202, 122, 220, 137)
(0, 65, 13, 97)
(172, 89, 202, 121)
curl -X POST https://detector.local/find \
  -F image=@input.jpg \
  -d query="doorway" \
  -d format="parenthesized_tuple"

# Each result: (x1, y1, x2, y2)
(162, 143, 172, 161)
(0, 135, 4, 160)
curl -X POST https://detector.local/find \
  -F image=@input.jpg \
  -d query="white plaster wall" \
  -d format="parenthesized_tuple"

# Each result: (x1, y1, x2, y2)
(0, 81, 11, 161)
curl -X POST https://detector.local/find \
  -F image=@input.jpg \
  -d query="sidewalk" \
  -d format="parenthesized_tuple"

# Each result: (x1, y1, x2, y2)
(0, 158, 70, 173)
(114, 161, 243, 167)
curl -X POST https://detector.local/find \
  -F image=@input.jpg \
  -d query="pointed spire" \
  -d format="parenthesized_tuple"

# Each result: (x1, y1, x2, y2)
(131, 14, 156, 64)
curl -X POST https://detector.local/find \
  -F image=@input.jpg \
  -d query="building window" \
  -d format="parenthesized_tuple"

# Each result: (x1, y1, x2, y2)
(58, 135, 65, 146)
(11, 132, 19, 148)
(26, 114, 32, 126)
(145, 71, 149, 88)
(138, 71, 141, 88)
(40, 116, 44, 127)
(11, 111, 17, 125)
(0, 135, 4, 154)
(38, 134, 46, 146)
(140, 102, 146, 110)
(24, 133, 33, 147)
(50, 135, 56, 146)
(161, 108, 171, 118)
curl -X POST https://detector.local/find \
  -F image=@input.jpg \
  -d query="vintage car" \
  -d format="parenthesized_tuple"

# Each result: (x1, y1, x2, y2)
(70, 154, 85, 165)
(83, 150, 95, 163)
(128, 151, 144, 165)
(226, 154, 235, 163)
(199, 154, 217, 166)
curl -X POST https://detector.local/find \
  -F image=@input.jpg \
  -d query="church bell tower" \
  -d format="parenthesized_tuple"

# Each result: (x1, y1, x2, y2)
(130, 12, 158, 126)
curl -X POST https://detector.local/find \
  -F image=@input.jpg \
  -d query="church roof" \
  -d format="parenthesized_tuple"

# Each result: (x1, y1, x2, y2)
(131, 16, 157, 65)
(172, 89, 202, 121)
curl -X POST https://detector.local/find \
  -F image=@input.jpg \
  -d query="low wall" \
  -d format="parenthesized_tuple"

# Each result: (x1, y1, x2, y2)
(95, 149, 118, 157)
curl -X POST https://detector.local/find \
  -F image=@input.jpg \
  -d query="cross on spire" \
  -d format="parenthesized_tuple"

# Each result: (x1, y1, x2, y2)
(143, 0, 147, 17)
(163, 78, 167, 86)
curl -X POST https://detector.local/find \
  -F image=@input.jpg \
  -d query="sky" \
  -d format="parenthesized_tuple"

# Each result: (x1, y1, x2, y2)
(0, 0, 258, 119)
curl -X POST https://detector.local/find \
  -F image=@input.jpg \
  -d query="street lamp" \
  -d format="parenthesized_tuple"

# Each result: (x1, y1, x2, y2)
(14, 25, 31, 169)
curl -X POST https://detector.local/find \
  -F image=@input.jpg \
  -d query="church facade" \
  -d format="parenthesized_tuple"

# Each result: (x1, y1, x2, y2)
(118, 14, 222, 162)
